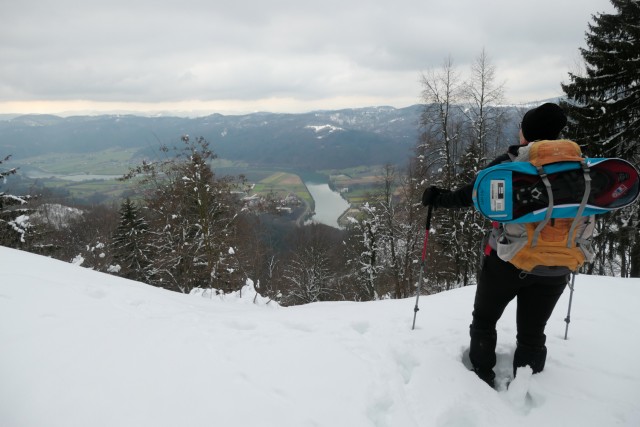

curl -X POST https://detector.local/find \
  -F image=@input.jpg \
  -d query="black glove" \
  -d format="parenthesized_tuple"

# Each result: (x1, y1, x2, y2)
(421, 186, 443, 207)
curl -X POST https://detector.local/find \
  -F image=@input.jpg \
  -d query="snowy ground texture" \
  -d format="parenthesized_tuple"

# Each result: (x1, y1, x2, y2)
(1, 245, 639, 427)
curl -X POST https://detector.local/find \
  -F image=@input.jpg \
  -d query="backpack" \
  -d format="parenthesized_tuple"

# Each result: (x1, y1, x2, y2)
(492, 140, 596, 276)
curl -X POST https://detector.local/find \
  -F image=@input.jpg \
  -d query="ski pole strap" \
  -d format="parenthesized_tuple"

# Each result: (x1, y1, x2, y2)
(531, 166, 554, 247)
(567, 161, 591, 248)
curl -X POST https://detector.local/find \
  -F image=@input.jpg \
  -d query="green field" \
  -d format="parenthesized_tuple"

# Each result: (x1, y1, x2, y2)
(16, 148, 140, 175)
(39, 177, 132, 203)
(322, 165, 393, 205)
(252, 171, 313, 205)
(9, 149, 389, 206)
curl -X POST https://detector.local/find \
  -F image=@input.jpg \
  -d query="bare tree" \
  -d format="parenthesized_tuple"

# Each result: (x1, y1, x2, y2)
(282, 246, 334, 304)
(417, 57, 465, 289)
(460, 49, 507, 160)
(451, 49, 507, 286)
(418, 56, 464, 188)
(281, 224, 338, 305)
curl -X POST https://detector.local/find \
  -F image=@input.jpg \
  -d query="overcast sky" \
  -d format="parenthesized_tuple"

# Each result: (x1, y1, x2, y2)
(0, 0, 615, 116)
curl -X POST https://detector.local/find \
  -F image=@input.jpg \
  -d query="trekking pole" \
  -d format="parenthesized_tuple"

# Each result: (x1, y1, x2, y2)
(563, 272, 577, 340)
(412, 205, 433, 330)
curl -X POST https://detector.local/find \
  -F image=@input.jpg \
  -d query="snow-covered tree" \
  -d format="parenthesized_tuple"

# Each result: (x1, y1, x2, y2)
(65, 205, 118, 272)
(279, 223, 344, 305)
(344, 202, 384, 300)
(417, 58, 468, 289)
(282, 246, 334, 305)
(0, 155, 34, 248)
(125, 136, 246, 293)
(232, 214, 285, 302)
(111, 198, 151, 282)
(376, 164, 423, 299)
(413, 51, 510, 288)
(450, 143, 490, 286)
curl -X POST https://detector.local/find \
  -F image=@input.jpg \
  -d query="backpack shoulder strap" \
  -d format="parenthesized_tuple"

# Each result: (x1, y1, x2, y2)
(567, 160, 592, 248)
(530, 166, 554, 247)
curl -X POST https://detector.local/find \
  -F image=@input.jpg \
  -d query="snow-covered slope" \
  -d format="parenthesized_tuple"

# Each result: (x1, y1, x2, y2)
(1, 246, 638, 427)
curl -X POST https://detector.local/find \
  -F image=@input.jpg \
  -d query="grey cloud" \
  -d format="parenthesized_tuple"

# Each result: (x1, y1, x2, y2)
(0, 0, 616, 110)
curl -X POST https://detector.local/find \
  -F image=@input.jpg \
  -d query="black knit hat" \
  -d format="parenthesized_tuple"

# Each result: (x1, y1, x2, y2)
(521, 103, 567, 142)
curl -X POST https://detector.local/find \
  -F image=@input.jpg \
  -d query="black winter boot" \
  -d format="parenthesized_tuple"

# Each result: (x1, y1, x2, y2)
(513, 342, 547, 377)
(469, 326, 497, 388)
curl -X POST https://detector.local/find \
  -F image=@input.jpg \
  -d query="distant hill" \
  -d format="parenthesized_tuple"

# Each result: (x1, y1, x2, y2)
(0, 106, 425, 170)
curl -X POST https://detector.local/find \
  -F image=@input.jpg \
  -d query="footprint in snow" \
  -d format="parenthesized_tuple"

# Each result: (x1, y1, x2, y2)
(350, 321, 370, 334)
(503, 366, 544, 413)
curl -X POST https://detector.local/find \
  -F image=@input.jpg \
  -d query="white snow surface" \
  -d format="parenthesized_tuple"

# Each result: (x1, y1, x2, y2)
(1, 245, 639, 427)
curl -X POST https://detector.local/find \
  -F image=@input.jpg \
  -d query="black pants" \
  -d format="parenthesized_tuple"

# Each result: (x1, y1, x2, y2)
(469, 251, 568, 377)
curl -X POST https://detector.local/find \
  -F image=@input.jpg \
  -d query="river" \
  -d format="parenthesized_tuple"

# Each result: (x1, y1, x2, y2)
(305, 183, 350, 229)
(25, 171, 122, 181)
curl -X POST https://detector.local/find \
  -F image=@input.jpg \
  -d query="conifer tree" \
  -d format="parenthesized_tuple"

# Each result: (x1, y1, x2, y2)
(561, 0, 640, 161)
(561, 0, 640, 277)
(0, 155, 34, 248)
(111, 198, 150, 281)
(124, 136, 246, 293)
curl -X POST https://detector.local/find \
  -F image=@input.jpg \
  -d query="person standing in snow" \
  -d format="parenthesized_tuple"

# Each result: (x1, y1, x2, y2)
(421, 103, 569, 388)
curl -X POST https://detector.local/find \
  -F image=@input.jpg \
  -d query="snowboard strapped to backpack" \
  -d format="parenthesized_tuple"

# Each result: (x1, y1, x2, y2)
(472, 139, 640, 275)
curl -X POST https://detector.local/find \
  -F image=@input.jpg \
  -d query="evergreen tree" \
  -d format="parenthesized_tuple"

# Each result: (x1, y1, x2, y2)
(123, 136, 246, 293)
(0, 155, 34, 248)
(561, 0, 640, 277)
(561, 0, 639, 161)
(111, 198, 150, 281)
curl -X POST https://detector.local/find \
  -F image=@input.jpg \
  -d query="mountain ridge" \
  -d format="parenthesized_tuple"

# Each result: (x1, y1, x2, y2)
(0, 105, 425, 170)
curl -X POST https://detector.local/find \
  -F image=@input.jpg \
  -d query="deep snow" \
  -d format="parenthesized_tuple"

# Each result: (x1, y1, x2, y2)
(1, 245, 639, 427)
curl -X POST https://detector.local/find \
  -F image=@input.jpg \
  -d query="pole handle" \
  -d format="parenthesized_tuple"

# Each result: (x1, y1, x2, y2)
(425, 204, 433, 230)
(421, 205, 433, 262)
